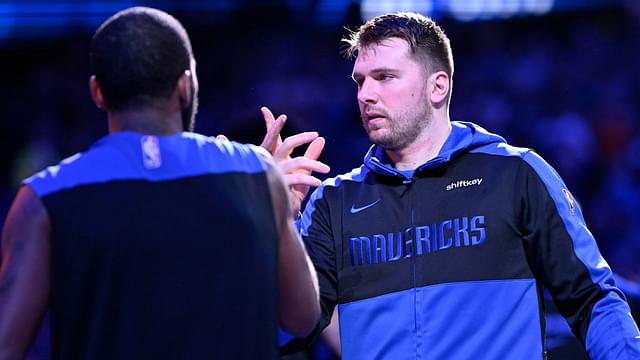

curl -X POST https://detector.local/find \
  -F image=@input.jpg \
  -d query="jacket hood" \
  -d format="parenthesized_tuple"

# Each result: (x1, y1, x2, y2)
(364, 121, 506, 178)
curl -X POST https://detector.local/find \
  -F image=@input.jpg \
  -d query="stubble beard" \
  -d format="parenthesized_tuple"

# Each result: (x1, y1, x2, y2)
(181, 79, 199, 132)
(363, 97, 432, 151)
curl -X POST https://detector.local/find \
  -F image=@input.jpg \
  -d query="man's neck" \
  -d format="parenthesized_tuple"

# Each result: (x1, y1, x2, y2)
(386, 117, 452, 171)
(108, 107, 182, 135)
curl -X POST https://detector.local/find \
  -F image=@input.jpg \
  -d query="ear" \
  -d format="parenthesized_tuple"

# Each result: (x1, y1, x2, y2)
(177, 70, 192, 108)
(89, 76, 107, 110)
(429, 71, 450, 105)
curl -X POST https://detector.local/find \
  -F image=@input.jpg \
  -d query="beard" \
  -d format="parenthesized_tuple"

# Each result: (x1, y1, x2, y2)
(362, 98, 431, 150)
(181, 77, 199, 132)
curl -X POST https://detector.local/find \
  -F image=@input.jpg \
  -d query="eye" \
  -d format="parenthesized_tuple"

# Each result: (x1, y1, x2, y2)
(378, 73, 394, 81)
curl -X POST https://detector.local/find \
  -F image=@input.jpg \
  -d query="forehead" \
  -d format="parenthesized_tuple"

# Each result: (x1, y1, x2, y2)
(353, 37, 416, 73)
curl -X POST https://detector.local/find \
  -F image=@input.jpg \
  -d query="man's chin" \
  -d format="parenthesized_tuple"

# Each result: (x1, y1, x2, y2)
(368, 132, 394, 149)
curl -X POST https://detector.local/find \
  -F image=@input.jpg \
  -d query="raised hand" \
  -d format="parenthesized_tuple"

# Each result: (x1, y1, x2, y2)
(260, 106, 330, 216)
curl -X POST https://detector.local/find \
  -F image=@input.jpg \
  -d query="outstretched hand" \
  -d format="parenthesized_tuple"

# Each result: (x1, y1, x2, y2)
(259, 106, 330, 217)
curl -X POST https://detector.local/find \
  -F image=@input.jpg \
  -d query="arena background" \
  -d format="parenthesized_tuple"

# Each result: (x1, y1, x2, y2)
(0, 0, 638, 359)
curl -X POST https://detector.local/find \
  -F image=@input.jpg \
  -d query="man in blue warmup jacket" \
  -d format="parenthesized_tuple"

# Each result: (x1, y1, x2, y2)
(271, 12, 640, 360)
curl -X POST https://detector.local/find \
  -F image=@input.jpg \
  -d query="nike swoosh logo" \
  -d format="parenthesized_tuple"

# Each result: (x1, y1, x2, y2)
(350, 199, 381, 214)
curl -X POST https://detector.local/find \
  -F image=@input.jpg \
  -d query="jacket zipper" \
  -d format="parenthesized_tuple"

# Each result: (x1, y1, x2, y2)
(403, 175, 422, 360)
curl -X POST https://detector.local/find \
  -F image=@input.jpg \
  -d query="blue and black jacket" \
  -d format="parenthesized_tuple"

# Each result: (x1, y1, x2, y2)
(25, 132, 279, 360)
(287, 121, 640, 359)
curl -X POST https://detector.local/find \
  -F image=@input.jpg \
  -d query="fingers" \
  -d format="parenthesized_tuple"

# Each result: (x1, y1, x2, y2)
(259, 108, 330, 186)
(261, 114, 285, 153)
(216, 134, 229, 141)
(283, 173, 323, 188)
(260, 106, 286, 153)
(274, 132, 320, 160)
(261, 106, 276, 128)
(279, 157, 330, 175)
(304, 137, 326, 161)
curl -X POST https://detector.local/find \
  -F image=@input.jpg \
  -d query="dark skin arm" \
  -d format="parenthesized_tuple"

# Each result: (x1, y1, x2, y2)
(263, 154, 321, 338)
(217, 106, 328, 336)
(0, 186, 51, 360)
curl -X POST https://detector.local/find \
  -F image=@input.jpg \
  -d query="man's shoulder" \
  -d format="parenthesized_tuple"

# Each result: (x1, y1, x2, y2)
(24, 133, 268, 198)
(320, 164, 369, 189)
(465, 142, 558, 179)
(304, 165, 370, 209)
(23, 147, 107, 198)
(467, 142, 532, 159)
(181, 132, 264, 162)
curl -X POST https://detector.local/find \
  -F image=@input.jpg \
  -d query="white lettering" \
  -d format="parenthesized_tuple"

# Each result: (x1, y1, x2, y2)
(445, 178, 484, 191)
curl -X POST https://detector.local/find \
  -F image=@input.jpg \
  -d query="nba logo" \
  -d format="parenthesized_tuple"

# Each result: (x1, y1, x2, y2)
(141, 136, 162, 169)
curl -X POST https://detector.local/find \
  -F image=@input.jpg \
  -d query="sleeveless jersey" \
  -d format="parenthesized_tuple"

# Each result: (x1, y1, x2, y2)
(25, 131, 278, 359)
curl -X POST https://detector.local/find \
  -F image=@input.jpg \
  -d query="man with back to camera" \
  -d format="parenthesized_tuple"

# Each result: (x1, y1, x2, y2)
(264, 12, 640, 359)
(0, 7, 329, 359)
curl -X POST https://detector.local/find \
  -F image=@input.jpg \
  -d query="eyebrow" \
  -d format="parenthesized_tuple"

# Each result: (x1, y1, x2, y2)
(352, 67, 400, 80)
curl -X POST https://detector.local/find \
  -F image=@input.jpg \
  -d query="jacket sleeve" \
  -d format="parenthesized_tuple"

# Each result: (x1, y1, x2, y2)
(279, 184, 338, 355)
(520, 151, 640, 359)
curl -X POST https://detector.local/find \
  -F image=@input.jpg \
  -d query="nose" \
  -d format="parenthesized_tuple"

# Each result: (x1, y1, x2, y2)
(357, 78, 378, 105)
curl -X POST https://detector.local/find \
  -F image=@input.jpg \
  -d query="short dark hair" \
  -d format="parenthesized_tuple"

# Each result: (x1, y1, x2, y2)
(343, 12, 453, 81)
(90, 7, 193, 112)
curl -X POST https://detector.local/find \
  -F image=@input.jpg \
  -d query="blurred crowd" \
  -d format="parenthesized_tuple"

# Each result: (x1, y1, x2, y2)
(0, 4, 638, 359)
